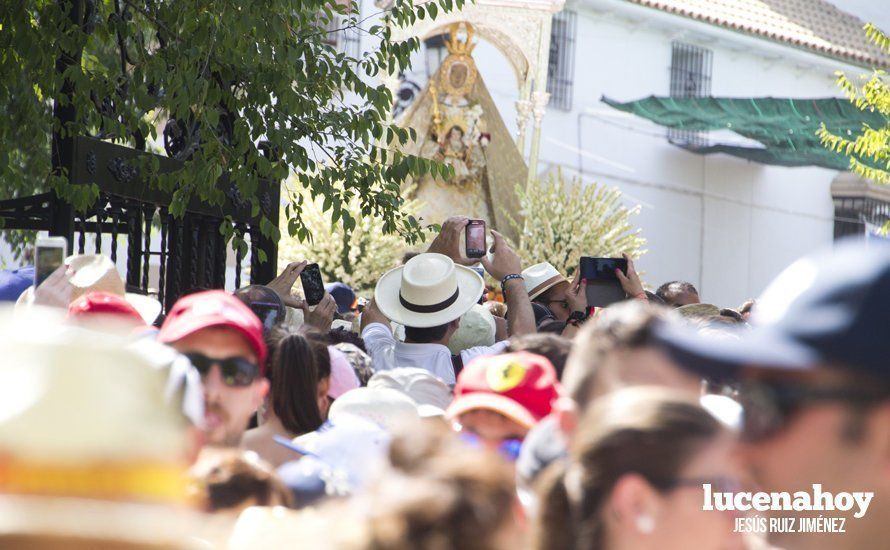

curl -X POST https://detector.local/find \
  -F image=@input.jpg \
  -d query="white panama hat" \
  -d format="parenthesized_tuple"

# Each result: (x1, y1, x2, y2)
(522, 262, 568, 300)
(368, 367, 453, 417)
(374, 253, 484, 328)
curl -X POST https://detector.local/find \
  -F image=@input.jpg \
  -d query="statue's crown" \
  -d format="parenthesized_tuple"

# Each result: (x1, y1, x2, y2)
(445, 22, 476, 56)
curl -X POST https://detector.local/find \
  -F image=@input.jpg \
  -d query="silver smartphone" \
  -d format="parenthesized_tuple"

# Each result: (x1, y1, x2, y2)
(34, 236, 68, 287)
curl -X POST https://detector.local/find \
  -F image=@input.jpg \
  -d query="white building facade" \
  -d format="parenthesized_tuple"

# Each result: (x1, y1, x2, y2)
(387, 0, 888, 308)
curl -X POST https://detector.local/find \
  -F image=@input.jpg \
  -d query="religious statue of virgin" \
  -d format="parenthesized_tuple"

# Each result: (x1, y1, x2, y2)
(412, 23, 496, 224)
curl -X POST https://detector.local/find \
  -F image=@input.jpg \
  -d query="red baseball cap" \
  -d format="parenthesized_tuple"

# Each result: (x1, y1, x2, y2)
(67, 291, 147, 326)
(447, 352, 562, 429)
(158, 290, 267, 371)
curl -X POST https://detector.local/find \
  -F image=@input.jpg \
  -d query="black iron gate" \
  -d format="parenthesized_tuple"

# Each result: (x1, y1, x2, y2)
(0, 136, 280, 313)
(0, 0, 280, 315)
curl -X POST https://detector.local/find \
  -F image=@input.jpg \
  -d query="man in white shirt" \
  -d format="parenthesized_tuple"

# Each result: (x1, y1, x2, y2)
(361, 217, 536, 385)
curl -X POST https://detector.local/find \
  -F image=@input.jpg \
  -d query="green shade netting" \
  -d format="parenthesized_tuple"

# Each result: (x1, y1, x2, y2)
(602, 96, 889, 170)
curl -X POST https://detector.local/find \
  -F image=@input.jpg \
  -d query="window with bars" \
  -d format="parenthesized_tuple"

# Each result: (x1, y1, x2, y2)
(322, 2, 363, 58)
(833, 196, 890, 240)
(547, 10, 577, 112)
(668, 42, 712, 147)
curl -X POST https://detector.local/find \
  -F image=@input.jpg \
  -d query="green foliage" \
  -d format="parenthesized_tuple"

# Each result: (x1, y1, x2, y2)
(278, 178, 429, 294)
(818, 23, 890, 187)
(0, 0, 463, 255)
(865, 22, 890, 52)
(506, 170, 646, 278)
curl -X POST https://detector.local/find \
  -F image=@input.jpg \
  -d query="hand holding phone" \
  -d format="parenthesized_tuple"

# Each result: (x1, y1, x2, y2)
(427, 216, 478, 266)
(579, 257, 627, 281)
(31, 265, 73, 308)
(579, 256, 628, 308)
(304, 292, 336, 331)
(465, 220, 486, 258)
(300, 263, 326, 306)
(614, 253, 645, 298)
(267, 260, 309, 308)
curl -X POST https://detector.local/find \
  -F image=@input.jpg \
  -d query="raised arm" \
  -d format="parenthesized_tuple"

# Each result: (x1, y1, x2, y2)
(482, 230, 535, 338)
(360, 298, 390, 332)
(425, 216, 478, 266)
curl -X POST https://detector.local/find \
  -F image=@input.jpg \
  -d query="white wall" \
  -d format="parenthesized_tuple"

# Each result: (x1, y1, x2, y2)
(467, 0, 858, 308)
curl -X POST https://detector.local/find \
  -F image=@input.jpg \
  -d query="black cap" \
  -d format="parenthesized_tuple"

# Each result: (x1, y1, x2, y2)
(233, 285, 286, 333)
(655, 238, 890, 379)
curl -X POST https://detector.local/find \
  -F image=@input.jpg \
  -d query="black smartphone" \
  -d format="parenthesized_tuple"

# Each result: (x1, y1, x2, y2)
(35, 236, 68, 287)
(579, 257, 628, 281)
(580, 257, 628, 308)
(466, 219, 486, 258)
(300, 263, 325, 306)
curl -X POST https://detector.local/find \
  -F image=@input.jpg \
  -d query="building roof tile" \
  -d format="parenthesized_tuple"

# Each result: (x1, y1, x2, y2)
(625, 0, 890, 69)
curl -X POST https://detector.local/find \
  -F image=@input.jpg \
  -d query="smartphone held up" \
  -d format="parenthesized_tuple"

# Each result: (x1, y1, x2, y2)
(579, 257, 627, 281)
(300, 263, 326, 306)
(579, 256, 628, 308)
(35, 236, 68, 287)
(465, 220, 486, 258)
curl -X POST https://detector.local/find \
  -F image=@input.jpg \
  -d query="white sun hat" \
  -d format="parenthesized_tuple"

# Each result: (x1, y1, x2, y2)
(374, 253, 484, 328)
(368, 367, 453, 417)
(522, 262, 568, 300)
(0, 306, 188, 502)
(446, 303, 496, 355)
(16, 254, 162, 325)
(327, 387, 421, 433)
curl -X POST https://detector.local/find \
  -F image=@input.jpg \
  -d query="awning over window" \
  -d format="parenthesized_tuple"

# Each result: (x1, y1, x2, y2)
(601, 96, 889, 171)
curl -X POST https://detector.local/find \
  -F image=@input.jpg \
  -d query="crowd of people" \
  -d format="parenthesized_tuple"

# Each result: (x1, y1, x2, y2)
(1, 215, 889, 550)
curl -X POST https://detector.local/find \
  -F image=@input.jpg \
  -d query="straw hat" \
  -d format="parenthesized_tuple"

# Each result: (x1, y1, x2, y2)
(522, 262, 568, 300)
(0, 495, 215, 549)
(16, 254, 161, 324)
(374, 253, 483, 328)
(0, 307, 204, 546)
(0, 307, 187, 493)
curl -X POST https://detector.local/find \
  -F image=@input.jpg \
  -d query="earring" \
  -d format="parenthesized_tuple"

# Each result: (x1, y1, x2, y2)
(635, 515, 655, 534)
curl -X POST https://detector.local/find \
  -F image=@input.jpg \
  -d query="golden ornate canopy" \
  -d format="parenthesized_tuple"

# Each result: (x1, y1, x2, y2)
(396, 23, 527, 240)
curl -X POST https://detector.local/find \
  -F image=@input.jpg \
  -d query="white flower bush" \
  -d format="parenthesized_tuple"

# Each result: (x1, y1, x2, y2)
(278, 183, 429, 295)
(507, 170, 646, 277)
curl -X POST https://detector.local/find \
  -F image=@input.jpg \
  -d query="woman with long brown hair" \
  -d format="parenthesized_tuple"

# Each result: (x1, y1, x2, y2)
(242, 327, 331, 467)
(535, 387, 745, 550)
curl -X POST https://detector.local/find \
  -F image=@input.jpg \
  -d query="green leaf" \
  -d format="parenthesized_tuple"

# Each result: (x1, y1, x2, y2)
(0, 0, 441, 258)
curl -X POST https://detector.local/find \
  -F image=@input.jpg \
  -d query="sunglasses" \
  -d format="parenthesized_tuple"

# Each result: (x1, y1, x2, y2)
(459, 432, 524, 462)
(185, 352, 260, 387)
(739, 381, 890, 442)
